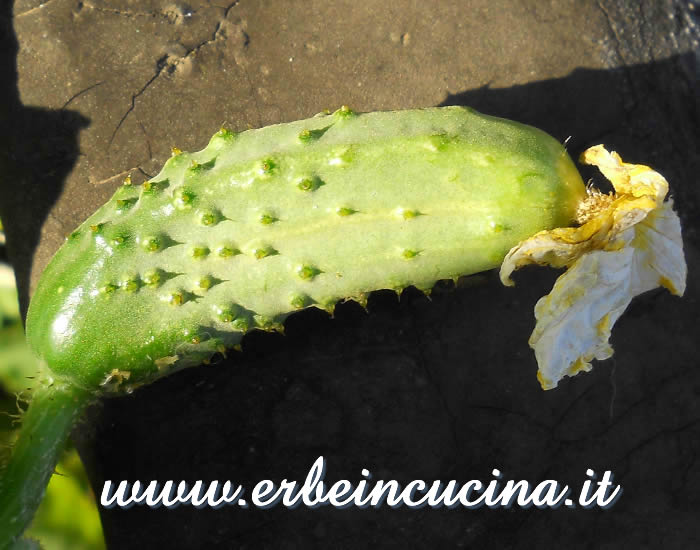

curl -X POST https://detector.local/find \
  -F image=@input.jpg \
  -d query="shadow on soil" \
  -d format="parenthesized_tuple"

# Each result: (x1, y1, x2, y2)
(0, 0, 89, 318)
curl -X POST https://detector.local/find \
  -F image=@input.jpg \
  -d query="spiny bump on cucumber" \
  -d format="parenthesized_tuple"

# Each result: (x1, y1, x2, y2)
(142, 269, 163, 287)
(142, 180, 168, 194)
(195, 275, 215, 292)
(198, 209, 222, 226)
(290, 293, 311, 309)
(334, 105, 356, 118)
(190, 245, 210, 259)
(259, 213, 278, 225)
(26, 106, 586, 391)
(215, 127, 235, 140)
(141, 235, 163, 252)
(396, 207, 421, 220)
(99, 283, 118, 295)
(119, 274, 140, 292)
(215, 244, 240, 258)
(231, 318, 249, 332)
(297, 265, 321, 280)
(253, 245, 277, 259)
(174, 189, 196, 209)
(212, 303, 238, 323)
(116, 198, 136, 211)
(258, 158, 277, 175)
(111, 233, 128, 246)
(188, 158, 216, 173)
(297, 176, 323, 191)
(165, 291, 186, 306)
(336, 207, 356, 216)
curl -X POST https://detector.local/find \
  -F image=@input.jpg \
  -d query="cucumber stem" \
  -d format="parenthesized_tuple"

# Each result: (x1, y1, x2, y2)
(0, 381, 92, 549)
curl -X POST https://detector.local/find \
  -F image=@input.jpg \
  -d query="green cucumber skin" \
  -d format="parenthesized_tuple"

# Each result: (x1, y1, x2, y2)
(26, 106, 585, 391)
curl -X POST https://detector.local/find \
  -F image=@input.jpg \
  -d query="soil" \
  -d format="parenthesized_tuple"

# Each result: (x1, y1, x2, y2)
(1, 0, 699, 548)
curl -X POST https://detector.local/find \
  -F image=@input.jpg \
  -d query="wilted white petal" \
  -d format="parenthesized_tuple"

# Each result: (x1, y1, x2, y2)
(501, 146, 686, 390)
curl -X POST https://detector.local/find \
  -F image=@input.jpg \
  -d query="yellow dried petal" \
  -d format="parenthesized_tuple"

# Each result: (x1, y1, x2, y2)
(500, 145, 686, 390)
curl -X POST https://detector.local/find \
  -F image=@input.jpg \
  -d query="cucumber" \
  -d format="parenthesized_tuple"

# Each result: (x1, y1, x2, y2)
(1, 106, 586, 545)
(26, 106, 585, 391)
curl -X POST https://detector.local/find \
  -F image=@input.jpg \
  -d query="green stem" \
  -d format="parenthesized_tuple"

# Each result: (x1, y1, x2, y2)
(0, 381, 93, 549)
